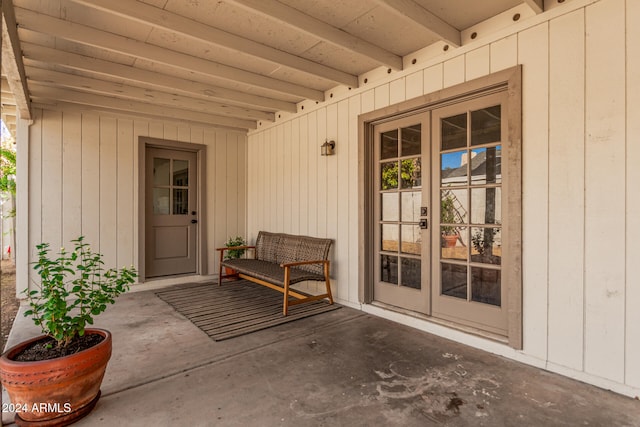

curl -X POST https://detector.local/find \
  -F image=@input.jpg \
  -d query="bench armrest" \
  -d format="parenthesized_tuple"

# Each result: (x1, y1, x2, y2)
(216, 245, 256, 252)
(280, 259, 328, 268)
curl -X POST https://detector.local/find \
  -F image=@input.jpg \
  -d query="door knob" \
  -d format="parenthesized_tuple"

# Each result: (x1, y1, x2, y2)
(191, 219, 198, 224)
(419, 219, 428, 229)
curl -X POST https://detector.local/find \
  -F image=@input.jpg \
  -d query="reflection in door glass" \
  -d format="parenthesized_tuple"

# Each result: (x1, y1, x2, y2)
(381, 224, 399, 252)
(401, 192, 421, 222)
(471, 188, 501, 225)
(440, 226, 467, 261)
(470, 227, 501, 265)
(400, 158, 421, 189)
(401, 258, 421, 289)
(381, 130, 398, 159)
(441, 113, 467, 150)
(471, 267, 501, 306)
(381, 193, 399, 221)
(401, 224, 421, 255)
(471, 105, 501, 146)
(441, 263, 467, 299)
(470, 146, 501, 184)
(380, 255, 398, 284)
(441, 150, 467, 186)
(381, 161, 399, 190)
(153, 188, 170, 215)
(173, 189, 189, 215)
(153, 158, 170, 186)
(173, 160, 189, 186)
(401, 124, 421, 156)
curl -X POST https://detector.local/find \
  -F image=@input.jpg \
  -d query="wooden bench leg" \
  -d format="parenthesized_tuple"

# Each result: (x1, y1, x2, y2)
(218, 250, 224, 286)
(324, 261, 334, 304)
(283, 266, 290, 316)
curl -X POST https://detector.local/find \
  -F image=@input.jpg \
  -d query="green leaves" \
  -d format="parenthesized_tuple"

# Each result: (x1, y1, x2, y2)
(24, 236, 137, 348)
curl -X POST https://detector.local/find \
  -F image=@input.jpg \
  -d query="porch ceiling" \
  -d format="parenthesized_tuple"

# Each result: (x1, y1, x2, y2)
(2, 0, 550, 134)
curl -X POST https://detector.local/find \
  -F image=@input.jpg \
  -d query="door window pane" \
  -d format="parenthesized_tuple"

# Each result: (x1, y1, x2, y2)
(381, 161, 399, 190)
(401, 224, 421, 255)
(441, 226, 467, 261)
(441, 189, 468, 224)
(471, 267, 501, 306)
(470, 147, 501, 184)
(381, 224, 399, 252)
(173, 160, 189, 186)
(153, 188, 170, 215)
(400, 158, 421, 189)
(401, 124, 421, 156)
(381, 255, 398, 284)
(381, 130, 398, 159)
(173, 189, 189, 215)
(401, 258, 421, 289)
(401, 192, 421, 222)
(381, 193, 399, 221)
(471, 105, 501, 146)
(470, 227, 501, 265)
(441, 150, 467, 186)
(153, 158, 170, 186)
(441, 263, 467, 299)
(471, 188, 501, 225)
(441, 113, 467, 150)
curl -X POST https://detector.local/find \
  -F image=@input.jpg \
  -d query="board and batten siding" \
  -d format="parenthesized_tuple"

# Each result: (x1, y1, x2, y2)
(22, 108, 246, 288)
(247, 0, 639, 397)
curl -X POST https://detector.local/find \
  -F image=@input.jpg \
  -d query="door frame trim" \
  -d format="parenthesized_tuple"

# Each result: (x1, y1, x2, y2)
(137, 137, 208, 282)
(358, 65, 522, 348)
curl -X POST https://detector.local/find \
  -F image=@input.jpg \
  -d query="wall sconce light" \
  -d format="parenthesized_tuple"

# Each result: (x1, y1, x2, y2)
(321, 140, 335, 156)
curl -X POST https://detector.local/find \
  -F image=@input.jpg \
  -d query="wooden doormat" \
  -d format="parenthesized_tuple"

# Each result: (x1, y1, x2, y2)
(155, 280, 340, 341)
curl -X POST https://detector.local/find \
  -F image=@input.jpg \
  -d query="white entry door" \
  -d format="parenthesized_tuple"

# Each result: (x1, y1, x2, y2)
(145, 147, 198, 277)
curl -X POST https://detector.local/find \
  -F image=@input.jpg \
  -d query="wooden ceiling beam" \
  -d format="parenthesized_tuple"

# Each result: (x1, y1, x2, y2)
(14, 7, 325, 101)
(374, 0, 461, 47)
(29, 86, 257, 130)
(22, 43, 296, 113)
(523, 0, 544, 14)
(228, 0, 403, 70)
(26, 67, 275, 122)
(71, 0, 358, 88)
(31, 101, 247, 133)
(1, 0, 31, 119)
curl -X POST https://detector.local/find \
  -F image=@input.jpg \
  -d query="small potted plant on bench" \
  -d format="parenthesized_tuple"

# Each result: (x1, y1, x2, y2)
(222, 236, 246, 280)
(0, 236, 137, 426)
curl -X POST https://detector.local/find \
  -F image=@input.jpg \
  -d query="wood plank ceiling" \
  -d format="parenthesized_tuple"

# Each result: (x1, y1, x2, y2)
(1, 0, 551, 135)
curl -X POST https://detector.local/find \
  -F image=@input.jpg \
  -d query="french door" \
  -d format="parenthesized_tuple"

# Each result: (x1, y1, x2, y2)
(372, 91, 509, 335)
(373, 114, 431, 314)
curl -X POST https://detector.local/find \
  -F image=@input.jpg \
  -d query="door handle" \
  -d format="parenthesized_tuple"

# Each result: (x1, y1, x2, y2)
(191, 219, 198, 224)
(419, 219, 428, 229)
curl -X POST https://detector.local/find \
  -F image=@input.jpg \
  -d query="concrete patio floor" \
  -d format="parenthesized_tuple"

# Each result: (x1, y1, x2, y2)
(2, 284, 640, 426)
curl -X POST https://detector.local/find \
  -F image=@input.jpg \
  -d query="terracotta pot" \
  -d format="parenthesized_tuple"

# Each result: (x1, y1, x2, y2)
(0, 329, 112, 426)
(442, 234, 458, 248)
(224, 266, 239, 280)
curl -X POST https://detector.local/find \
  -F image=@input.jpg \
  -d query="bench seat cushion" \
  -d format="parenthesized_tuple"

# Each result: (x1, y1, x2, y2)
(222, 259, 325, 287)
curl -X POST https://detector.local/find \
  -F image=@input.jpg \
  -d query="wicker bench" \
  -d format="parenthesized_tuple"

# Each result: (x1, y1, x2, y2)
(217, 231, 334, 316)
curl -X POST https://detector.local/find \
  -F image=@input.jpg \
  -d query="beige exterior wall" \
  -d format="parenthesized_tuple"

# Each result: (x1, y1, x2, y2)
(19, 107, 246, 289)
(247, 0, 640, 397)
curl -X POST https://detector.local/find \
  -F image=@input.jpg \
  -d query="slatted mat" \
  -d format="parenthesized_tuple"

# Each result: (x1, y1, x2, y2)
(155, 280, 340, 341)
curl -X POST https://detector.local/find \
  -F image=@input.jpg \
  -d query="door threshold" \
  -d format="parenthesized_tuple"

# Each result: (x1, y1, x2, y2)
(369, 301, 508, 345)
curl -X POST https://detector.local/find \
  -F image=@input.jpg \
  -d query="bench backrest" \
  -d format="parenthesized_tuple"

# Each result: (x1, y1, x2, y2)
(255, 231, 332, 275)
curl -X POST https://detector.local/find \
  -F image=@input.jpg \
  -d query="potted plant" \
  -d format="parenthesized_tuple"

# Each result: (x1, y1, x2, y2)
(222, 236, 246, 279)
(441, 194, 459, 248)
(0, 236, 137, 426)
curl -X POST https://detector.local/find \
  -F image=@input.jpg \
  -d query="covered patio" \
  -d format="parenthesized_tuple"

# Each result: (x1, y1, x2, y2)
(3, 283, 640, 426)
(2, 0, 640, 422)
